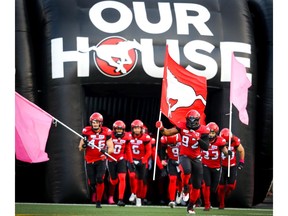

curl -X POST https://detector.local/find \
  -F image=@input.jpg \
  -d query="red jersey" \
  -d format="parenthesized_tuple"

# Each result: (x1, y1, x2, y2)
(109, 132, 133, 162)
(176, 122, 210, 159)
(160, 133, 181, 161)
(82, 126, 112, 163)
(221, 135, 241, 167)
(201, 136, 226, 168)
(129, 132, 152, 163)
(151, 137, 164, 169)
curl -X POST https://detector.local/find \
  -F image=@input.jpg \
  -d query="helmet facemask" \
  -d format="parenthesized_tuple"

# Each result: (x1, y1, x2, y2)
(208, 130, 217, 141)
(114, 127, 124, 138)
(91, 120, 102, 131)
(186, 116, 200, 130)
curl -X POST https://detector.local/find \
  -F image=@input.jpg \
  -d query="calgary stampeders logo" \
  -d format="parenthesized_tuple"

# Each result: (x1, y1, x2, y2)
(81, 36, 142, 78)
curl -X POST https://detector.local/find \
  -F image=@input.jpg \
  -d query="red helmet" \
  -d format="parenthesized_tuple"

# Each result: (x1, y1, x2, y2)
(186, 109, 200, 119)
(206, 122, 219, 133)
(89, 112, 103, 123)
(206, 122, 219, 141)
(131, 119, 144, 128)
(220, 128, 232, 142)
(113, 120, 126, 138)
(142, 125, 148, 134)
(113, 120, 126, 130)
(185, 109, 200, 130)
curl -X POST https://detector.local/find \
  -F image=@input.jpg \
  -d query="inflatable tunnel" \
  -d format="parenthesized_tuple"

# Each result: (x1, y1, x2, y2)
(15, 0, 272, 207)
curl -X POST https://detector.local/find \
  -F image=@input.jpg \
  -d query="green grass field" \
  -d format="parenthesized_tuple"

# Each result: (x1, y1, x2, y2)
(15, 203, 273, 216)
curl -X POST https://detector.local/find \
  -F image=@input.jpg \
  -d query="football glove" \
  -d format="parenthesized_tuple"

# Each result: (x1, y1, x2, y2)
(82, 137, 88, 148)
(155, 121, 164, 130)
(237, 162, 244, 170)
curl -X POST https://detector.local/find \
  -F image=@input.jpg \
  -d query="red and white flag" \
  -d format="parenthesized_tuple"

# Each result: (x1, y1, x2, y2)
(160, 46, 207, 125)
(15, 92, 53, 163)
(230, 53, 252, 125)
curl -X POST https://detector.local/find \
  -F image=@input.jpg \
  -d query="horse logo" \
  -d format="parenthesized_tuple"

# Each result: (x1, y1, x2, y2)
(80, 36, 142, 77)
(166, 69, 206, 117)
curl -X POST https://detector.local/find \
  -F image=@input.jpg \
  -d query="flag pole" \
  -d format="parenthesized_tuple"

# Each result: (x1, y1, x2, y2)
(228, 100, 233, 177)
(153, 110, 162, 181)
(51, 116, 117, 161)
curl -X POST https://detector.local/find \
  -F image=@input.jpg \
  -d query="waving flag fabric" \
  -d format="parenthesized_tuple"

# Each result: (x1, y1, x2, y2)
(230, 53, 252, 125)
(160, 46, 207, 125)
(15, 92, 53, 163)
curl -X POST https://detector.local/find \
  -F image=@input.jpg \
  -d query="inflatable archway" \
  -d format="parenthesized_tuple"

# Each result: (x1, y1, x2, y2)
(15, 0, 273, 207)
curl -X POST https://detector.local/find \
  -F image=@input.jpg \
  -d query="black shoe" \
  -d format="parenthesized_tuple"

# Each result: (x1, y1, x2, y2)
(117, 200, 125, 207)
(96, 201, 102, 208)
(187, 202, 195, 214)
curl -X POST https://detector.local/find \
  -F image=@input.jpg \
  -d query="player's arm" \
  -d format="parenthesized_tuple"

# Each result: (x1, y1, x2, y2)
(237, 143, 245, 161)
(155, 121, 179, 136)
(198, 133, 209, 151)
(106, 137, 114, 154)
(78, 139, 85, 151)
(125, 142, 133, 163)
(236, 143, 245, 170)
(78, 135, 88, 151)
(142, 141, 152, 164)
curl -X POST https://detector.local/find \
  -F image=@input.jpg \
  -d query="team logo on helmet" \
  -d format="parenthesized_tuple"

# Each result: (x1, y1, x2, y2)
(82, 36, 142, 78)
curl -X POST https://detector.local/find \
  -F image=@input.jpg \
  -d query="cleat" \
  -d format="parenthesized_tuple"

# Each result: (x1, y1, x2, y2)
(182, 185, 190, 202)
(96, 201, 102, 208)
(180, 199, 187, 206)
(117, 200, 125, 207)
(108, 196, 115, 204)
(187, 203, 196, 214)
(129, 193, 136, 202)
(182, 192, 189, 202)
(203, 207, 210, 211)
(195, 198, 202, 207)
(176, 191, 182, 204)
(136, 198, 142, 207)
(168, 201, 176, 208)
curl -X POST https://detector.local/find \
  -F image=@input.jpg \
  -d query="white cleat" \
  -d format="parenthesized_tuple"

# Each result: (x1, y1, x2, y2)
(136, 198, 142, 207)
(182, 192, 189, 202)
(129, 193, 136, 202)
(168, 201, 176, 208)
(176, 191, 182, 204)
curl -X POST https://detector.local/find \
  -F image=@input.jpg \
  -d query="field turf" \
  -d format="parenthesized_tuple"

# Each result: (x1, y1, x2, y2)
(15, 203, 273, 216)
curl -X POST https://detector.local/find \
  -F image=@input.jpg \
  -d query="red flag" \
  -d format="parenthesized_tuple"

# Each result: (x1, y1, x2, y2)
(15, 92, 53, 163)
(230, 53, 252, 125)
(160, 46, 207, 125)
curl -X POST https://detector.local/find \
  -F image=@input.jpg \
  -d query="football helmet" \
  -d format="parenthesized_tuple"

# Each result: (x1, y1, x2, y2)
(131, 119, 144, 128)
(113, 120, 126, 138)
(89, 112, 103, 130)
(220, 128, 232, 142)
(89, 112, 103, 123)
(206, 122, 219, 141)
(142, 125, 148, 134)
(185, 109, 200, 130)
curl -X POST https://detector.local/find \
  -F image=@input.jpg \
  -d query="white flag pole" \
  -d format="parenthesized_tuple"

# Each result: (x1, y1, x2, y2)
(52, 117, 117, 161)
(153, 110, 162, 181)
(228, 101, 233, 177)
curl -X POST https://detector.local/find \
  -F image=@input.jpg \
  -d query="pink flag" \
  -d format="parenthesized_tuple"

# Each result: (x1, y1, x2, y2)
(230, 53, 252, 125)
(15, 92, 53, 163)
(160, 45, 207, 125)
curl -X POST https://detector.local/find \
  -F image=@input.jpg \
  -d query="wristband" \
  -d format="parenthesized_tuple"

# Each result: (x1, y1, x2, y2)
(239, 159, 245, 163)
